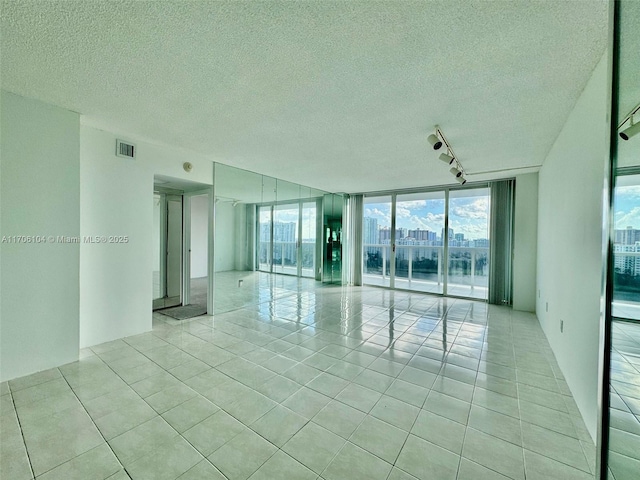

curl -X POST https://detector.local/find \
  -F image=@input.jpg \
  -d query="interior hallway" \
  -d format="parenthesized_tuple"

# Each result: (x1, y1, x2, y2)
(2, 279, 595, 480)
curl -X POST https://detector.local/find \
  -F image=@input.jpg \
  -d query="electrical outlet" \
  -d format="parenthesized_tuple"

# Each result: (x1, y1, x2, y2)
(560, 320, 564, 333)
(546, 302, 548, 313)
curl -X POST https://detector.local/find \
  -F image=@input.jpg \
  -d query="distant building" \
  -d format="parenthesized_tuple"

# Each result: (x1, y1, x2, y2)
(614, 242, 640, 275)
(407, 229, 436, 242)
(363, 217, 378, 245)
(615, 226, 640, 245)
(379, 227, 405, 244)
(441, 227, 454, 243)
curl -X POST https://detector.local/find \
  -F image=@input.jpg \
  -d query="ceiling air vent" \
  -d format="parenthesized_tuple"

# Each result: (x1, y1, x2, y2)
(116, 139, 136, 159)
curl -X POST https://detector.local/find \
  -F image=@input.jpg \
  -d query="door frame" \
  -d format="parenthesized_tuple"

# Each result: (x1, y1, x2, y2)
(153, 192, 183, 310)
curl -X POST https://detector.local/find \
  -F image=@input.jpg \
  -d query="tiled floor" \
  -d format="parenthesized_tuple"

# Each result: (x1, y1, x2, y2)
(1, 280, 596, 480)
(609, 320, 640, 479)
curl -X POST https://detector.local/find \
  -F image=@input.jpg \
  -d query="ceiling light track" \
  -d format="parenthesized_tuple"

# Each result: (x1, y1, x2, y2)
(431, 126, 466, 185)
(464, 164, 543, 176)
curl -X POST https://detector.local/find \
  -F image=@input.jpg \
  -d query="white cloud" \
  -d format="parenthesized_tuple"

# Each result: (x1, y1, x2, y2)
(397, 200, 428, 209)
(617, 186, 640, 199)
(365, 206, 391, 224)
(615, 206, 640, 229)
(396, 206, 411, 218)
(450, 197, 489, 220)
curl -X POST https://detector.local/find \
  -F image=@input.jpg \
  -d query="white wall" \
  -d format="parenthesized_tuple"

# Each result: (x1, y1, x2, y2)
(512, 173, 538, 312)
(214, 202, 236, 272)
(80, 125, 213, 348)
(190, 194, 209, 278)
(536, 53, 609, 442)
(0, 91, 80, 381)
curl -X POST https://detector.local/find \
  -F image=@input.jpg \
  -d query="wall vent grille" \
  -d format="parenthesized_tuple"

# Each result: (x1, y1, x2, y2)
(116, 139, 136, 159)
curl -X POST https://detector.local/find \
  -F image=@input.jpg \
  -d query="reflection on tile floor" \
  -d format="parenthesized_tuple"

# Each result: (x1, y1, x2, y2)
(609, 320, 640, 479)
(1, 278, 596, 480)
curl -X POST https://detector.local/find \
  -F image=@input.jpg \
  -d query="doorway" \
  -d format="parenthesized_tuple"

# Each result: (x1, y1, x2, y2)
(153, 192, 182, 310)
(152, 175, 213, 318)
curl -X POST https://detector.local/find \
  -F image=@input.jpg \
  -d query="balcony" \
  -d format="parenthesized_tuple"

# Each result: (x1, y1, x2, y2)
(363, 244, 488, 299)
(258, 240, 315, 277)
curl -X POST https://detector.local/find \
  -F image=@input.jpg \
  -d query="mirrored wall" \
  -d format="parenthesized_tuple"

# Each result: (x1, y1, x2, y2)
(604, 1, 640, 478)
(212, 163, 333, 314)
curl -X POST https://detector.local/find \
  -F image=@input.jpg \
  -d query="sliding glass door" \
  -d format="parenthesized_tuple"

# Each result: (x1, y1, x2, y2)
(258, 200, 318, 277)
(273, 204, 299, 275)
(258, 205, 272, 272)
(447, 188, 490, 299)
(394, 191, 445, 294)
(363, 196, 393, 287)
(362, 187, 491, 300)
(301, 201, 317, 277)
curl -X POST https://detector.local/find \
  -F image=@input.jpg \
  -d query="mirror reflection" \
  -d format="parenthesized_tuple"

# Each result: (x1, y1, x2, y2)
(606, 1, 640, 478)
(212, 163, 331, 314)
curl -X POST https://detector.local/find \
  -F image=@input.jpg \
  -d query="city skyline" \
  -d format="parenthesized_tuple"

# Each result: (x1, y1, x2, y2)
(364, 193, 490, 241)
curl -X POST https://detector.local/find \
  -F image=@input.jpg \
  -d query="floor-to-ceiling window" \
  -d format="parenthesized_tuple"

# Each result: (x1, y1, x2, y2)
(301, 201, 317, 278)
(611, 173, 640, 321)
(273, 203, 299, 275)
(447, 187, 490, 299)
(361, 186, 491, 300)
(363, 195, 393, 287)
(257, 200, 319, 278)
(258, 205, 272, 272)
(394, 191, 445, 294)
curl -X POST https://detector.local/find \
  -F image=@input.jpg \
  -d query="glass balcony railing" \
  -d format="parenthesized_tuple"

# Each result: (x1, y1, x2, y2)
(612, 251, 640, 321)
(394, 245, 444, 292)
(259, 241, 316, 277)
(362, 243, 489, 299)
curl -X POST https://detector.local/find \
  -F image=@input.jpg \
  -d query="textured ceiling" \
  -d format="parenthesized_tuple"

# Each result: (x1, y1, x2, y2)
(1, 0, 608, 193)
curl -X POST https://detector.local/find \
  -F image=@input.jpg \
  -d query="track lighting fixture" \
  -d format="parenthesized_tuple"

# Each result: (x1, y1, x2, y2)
(428, 133, 443, 150)
(619, 104, 640, 141)
(430, 126, 469, 184)
(620, 119, 640, 141)
(439, 153, 455, 165)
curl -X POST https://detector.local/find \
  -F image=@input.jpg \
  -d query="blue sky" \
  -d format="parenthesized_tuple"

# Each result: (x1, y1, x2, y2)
(260, 204, 317, 240)
(364, 193, 490, 240)
(614, 185, 640, 229)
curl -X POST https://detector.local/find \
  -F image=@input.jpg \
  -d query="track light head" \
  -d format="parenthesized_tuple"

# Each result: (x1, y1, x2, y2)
(439, 153, 455, 165)
(449, 166, 463, 178)
(620, 120, 640, 141)
(428, 133, 443, 150)
(456, 176, 467, 185)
